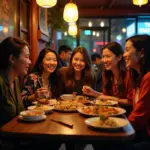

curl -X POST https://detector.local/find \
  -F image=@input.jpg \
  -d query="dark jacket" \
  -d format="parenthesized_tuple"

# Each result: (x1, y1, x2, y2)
(0, 75, 24, 127)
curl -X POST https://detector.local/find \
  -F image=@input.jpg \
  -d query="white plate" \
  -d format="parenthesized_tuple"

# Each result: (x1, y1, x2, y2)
(77, 106, 126, 117)
(32, 99, 57, 106)
(85, 117, 129, 129)
(28, 105, 54, 113)
(95, 100, 118, 106)
(54, 108, 77, 112)
(20, 110, 45, 120)
(18, 115, 46, 122)
(60, 94, 75, 100)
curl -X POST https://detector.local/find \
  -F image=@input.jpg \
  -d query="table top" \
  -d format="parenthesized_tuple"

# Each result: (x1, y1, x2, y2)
(0, 111, 135, 142)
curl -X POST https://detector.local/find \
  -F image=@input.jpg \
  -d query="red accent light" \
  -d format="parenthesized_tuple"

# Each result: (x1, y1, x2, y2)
(95, 42, 108, 45)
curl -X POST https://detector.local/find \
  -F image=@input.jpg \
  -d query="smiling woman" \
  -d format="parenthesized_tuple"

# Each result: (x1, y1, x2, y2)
(0, 37, 31, 127)
(59, 46, 96, 95)
(83, 42, 133, 107)
(21, 48, 62, 107)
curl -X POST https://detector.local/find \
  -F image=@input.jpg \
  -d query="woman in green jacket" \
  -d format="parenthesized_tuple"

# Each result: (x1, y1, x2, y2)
(0, 37, 31, 127)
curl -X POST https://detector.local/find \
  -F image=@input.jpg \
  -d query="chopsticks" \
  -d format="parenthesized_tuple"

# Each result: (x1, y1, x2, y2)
(50, 119, 73, 128)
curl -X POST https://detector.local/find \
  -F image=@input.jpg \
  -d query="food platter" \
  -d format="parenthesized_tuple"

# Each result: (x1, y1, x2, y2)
(28, 105, 54, 113)
(95, 99, 118, 106)
(85, 117, 129, 129)
(77, 106, 126, 117)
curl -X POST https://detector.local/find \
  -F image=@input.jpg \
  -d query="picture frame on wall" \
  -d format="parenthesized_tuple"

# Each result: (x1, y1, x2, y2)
(39, 7, 49, 36)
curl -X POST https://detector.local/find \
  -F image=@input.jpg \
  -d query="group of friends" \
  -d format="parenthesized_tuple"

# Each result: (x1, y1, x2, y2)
(0, 34, 150, 150)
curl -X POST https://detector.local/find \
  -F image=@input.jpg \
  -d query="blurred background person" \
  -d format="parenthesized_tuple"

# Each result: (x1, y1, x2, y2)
(58, 45, 72, 68)
(91, 53, 104, 92)
(91, 52, 104, 73)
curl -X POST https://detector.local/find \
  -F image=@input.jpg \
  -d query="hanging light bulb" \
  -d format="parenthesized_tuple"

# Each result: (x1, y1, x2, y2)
(63, 2, 78, 23)
(100, 21, 105, 27)
(36, 0, 57, 8)
(64, 32, 67, 36)
(122, 28, 126, 33)
(68, 22, 77, 36)
(132, 0, 148, 7)
(88, 22, 92, 27)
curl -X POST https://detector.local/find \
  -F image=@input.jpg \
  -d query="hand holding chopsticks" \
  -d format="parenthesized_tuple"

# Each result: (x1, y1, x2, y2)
(50, 119, 73, 128)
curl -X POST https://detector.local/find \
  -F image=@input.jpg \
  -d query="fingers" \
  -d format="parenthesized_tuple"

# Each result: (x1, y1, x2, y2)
(36, 88, 49, 99)
(72, 92, 77, 96)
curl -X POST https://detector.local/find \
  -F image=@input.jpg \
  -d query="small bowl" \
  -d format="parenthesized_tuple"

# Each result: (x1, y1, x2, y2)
(60, 94, 75, 100)
(20, 110, 45, 121)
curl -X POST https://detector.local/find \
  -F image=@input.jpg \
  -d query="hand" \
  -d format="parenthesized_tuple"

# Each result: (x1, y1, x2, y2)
(97, 95, 119, 101)
(35, 87, 50, 100)
(97, 95, 109, 101)
(72, 92, 77, 96)
(82, 86, 95, 96)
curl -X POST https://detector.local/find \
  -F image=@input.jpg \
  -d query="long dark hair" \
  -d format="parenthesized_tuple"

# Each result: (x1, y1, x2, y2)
(0, 37, 29, 70)
(102, 42, 126, 96)
(66, 46, 94, 88)
(126, 34, 150, 88)
(32, 48, 60, 97)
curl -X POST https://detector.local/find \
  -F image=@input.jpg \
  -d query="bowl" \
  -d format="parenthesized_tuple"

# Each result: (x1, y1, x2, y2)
(60, 94, 75, 100)
(20, 110, 45, 121)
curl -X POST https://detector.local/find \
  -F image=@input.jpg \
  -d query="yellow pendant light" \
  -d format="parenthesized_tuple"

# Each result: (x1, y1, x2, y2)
(132, 0, 148, 7)
(63, 1, 78, 23)
(68, 22, 77, 36)
(36, 0, 57, 8)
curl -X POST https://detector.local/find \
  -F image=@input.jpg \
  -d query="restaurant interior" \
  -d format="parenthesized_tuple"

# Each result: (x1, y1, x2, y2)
(0, 0, 150, 66)
(0, 0, 150, 150)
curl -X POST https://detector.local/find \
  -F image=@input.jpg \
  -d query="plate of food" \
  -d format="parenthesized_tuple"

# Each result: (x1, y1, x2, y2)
(54, 101, 78, 112)
(32, 99, 57, 106)
(95, 99, 118, 106)
(19, 110, 46, 122)
(85, 116, 129, 129)
(74, 95, 91, 104)
(28, 105, 54, 113)
(60, 94, 75, 101)
(77, 106, 126, 117)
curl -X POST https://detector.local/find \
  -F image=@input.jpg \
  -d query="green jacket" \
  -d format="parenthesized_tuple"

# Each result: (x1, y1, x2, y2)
(0, 75, 24, 127)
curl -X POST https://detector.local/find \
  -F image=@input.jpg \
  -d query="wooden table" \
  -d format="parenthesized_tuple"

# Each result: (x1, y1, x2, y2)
(0, 111, 135, 143)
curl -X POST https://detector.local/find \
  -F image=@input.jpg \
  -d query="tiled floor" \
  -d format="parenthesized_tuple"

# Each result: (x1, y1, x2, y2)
(59, 144, 94, 150)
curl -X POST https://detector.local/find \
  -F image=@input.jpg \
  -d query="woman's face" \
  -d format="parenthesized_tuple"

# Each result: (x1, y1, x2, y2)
(72, 52, 86, 72)
(102, 48, 121, 71)
(123, 40, 142, 69)
(15, 46, 31, 75)
(42, 52, 58, 74)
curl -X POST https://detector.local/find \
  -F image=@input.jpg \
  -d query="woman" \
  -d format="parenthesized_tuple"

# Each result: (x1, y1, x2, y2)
(83, 42, 132, 106)
(21, 48, 61, 107)
(0, 37, 31, 127)
(59, 46, 95, 95)
(123, 34, 150, 150)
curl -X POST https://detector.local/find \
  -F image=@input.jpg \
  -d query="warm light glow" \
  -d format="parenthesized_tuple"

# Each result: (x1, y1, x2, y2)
(64, 32, 67, 36)
(93, 31, 96, 36)
(96, 32, 99, 37)
(100, 21, 105, 27)
(3, 26, 8, 34)
(132, 0, 148, 7)
(88, 22, 92, 27)
(68, 22, 77, 36)
(93, 49, 97, 52)
(36, 0, 57, 8)
(63, 3, 78, 23)
(122, 28, 126, 33)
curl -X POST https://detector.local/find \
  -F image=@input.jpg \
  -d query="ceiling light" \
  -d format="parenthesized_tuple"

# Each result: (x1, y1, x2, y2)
(63, 2, 78, 22)
(36, 0, 57, 8)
